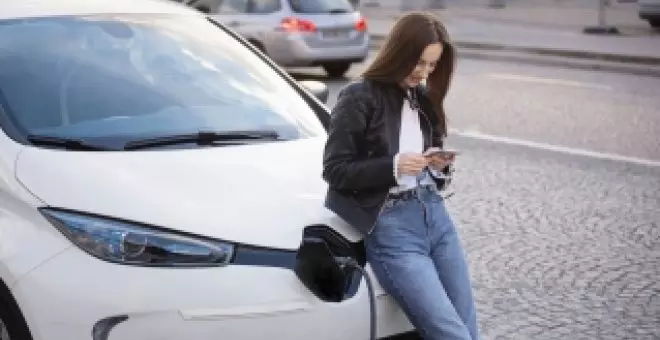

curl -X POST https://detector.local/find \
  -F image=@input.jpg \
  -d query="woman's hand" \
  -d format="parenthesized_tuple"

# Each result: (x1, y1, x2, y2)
(426, 153, 455, 171)
(397, 153, 429, 177)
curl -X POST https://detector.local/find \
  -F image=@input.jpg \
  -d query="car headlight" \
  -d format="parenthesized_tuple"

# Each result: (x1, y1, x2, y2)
(40, 208, 234, 267)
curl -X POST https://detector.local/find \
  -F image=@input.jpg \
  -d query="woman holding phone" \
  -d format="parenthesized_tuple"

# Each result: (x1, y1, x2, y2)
(322, 12, 480, 340)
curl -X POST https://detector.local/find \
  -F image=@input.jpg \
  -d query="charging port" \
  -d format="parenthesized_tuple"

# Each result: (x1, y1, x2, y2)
(294, 226, 377, 340)
(294, 226, 364, 301)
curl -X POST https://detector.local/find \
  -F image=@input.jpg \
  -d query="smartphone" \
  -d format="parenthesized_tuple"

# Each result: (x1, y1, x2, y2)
(423, 147, 459, 158)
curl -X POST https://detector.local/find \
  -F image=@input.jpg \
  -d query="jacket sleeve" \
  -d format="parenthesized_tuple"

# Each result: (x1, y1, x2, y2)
(322, 85, 396, 191)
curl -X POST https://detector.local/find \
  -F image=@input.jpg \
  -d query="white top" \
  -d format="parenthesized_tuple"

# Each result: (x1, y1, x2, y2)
(391, 95, 440, 193)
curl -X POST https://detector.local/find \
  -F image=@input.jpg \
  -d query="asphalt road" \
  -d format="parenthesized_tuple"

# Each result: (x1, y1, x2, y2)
(292, 54, 660, 162)
(289, 59, 660, 340)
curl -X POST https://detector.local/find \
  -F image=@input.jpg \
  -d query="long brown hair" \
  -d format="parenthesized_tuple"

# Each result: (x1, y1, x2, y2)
(362, 12, 456, 137)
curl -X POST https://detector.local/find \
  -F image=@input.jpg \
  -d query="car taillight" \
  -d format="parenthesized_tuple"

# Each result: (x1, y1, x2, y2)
(355, 17, 367, 32)
(280, 17, 317, 32)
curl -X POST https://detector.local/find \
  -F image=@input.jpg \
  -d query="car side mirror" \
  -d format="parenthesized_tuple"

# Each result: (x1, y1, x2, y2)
(299, 80, 329, 104)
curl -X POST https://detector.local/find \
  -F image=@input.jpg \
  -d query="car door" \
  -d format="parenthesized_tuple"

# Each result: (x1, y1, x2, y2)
(209, 0, 250, 34)
(211, 0, 284, 52)
(243, 0, 286, 51)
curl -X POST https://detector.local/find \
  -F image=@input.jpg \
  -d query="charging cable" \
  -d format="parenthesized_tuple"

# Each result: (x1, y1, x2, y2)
(334, 257, 377, 340)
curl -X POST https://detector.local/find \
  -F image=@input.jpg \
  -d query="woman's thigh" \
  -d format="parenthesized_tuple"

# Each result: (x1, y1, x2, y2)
(365, 198, 472, 340)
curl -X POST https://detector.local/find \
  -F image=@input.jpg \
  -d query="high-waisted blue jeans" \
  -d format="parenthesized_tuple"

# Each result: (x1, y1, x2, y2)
(365, 186, 480, 340)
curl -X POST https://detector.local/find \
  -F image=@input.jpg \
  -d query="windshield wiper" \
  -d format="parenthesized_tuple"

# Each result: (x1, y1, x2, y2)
(123, 130, 281, 150)
(26, 135, 112, 151)
(328, 8, 350, 14)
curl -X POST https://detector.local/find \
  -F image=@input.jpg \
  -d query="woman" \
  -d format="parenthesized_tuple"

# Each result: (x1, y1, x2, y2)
(322, 12, 480, 340)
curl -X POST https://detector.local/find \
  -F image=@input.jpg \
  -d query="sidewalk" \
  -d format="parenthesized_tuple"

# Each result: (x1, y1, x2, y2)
(360, 0, 660, 75)
(361, 0, 654, 33)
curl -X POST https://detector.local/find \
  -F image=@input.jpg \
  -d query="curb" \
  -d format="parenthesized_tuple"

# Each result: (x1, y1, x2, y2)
(452, 41, 660, 66)
(456, 50, 660, 78)
(368, 35, 660, 66)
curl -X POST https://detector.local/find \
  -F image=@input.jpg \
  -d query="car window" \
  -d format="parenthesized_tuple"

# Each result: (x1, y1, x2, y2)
(249, 0, 281, 14)
(217, 0, 249, 13)
(0, 15, 326, 146)
(287, 0, 353, 13)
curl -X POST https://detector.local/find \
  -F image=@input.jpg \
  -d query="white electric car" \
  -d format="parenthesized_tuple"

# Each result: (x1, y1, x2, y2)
(0, 0, 416, 339)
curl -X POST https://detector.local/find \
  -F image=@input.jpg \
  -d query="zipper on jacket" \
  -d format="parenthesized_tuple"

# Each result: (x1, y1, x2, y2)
(410, 88, 435, 148)
(418, 106, 435, 149)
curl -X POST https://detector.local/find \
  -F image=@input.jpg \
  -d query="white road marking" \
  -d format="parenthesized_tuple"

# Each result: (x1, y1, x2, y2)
(449, 128, 660, 168)
(486, 73, 613, 90)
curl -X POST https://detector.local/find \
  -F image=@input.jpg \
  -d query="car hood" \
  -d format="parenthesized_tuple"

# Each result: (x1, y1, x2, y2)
(15, 137, 360, 250)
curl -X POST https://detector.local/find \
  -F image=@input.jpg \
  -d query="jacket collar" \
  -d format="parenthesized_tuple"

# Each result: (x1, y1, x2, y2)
(367, 80, 437, 153)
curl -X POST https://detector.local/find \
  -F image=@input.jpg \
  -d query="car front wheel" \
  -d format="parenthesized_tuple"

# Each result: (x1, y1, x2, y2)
(322, 62, 351, 78)
(0, 315, 12, 340)
(0, 297, 32, 340)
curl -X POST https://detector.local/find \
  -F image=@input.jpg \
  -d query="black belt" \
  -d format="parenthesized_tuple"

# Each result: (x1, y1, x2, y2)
(387, 190, 416, 201)
(387, 185, 436, 200)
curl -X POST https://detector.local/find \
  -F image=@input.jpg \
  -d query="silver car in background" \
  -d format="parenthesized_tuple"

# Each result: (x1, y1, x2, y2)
(177, 0, 369, 77)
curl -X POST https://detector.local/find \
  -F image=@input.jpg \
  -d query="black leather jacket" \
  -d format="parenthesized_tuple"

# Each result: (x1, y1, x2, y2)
(322, 79, 450, 235)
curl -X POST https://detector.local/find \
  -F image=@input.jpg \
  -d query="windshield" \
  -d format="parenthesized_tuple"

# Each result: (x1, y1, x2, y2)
(0, 14, 326, 148)
(288, 0, 354, 13)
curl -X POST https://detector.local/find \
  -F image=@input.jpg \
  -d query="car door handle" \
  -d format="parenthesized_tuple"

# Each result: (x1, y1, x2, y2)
(228, 21, 241, 27)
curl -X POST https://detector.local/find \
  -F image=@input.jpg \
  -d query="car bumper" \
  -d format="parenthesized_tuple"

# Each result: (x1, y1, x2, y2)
(265, 33, 369, 67)
(12, 246, 414, 340)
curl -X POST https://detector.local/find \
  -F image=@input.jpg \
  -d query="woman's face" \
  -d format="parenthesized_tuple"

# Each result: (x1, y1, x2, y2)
(401, 42, 443, 88)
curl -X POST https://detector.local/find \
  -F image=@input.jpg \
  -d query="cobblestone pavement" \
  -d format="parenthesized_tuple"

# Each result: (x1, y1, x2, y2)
(443, 135, 660, 340)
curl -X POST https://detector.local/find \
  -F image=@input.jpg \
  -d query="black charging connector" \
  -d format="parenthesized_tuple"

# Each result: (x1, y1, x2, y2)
(294, 233, 378, 340)
(334, 257, 377, 340)
(294, 236, 355, 303)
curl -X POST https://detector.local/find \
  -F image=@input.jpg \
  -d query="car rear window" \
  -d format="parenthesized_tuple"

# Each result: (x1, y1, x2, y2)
(288, 0, 354, 14)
